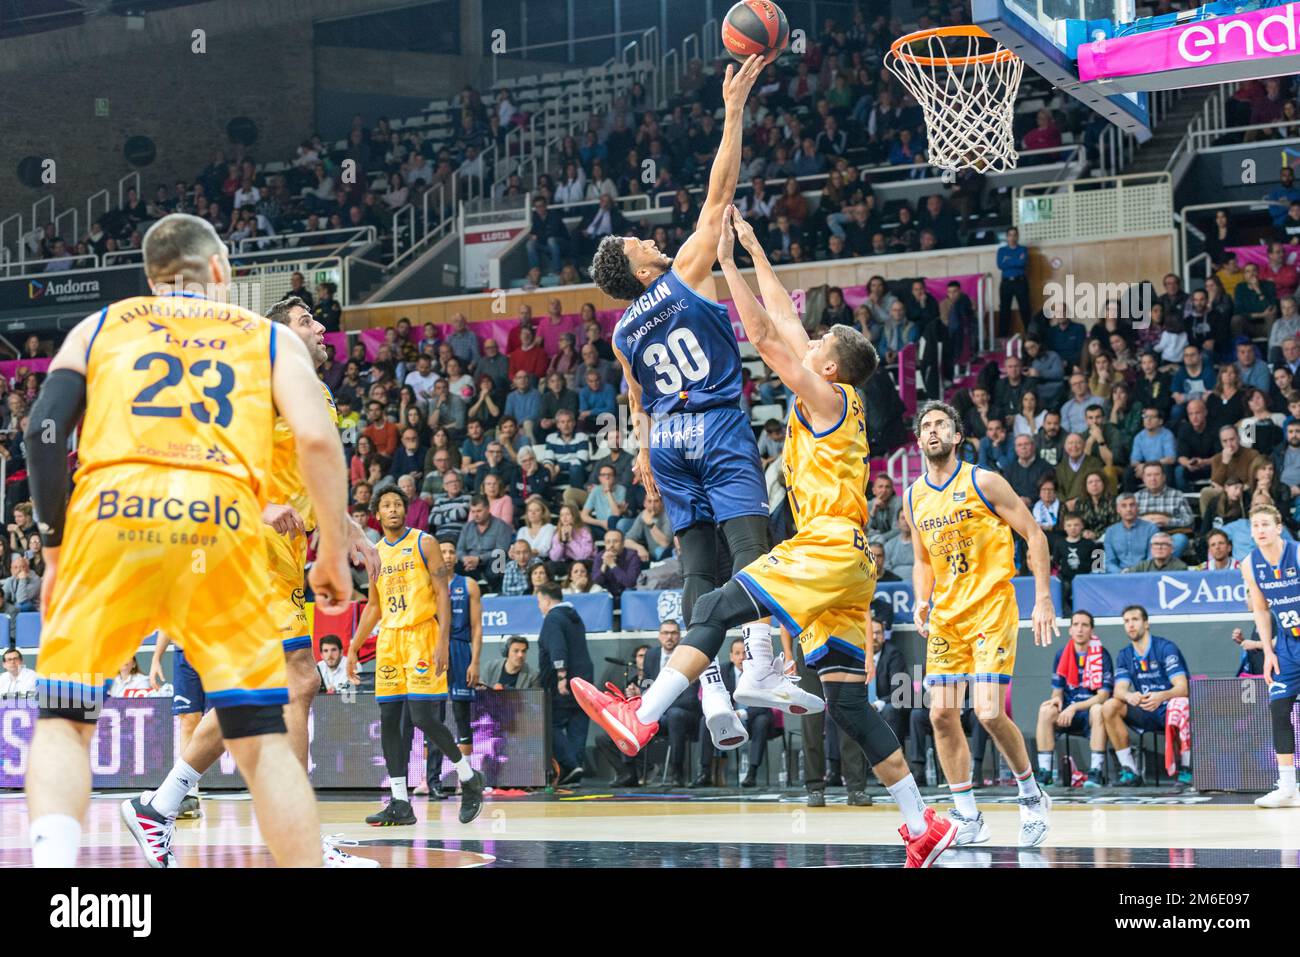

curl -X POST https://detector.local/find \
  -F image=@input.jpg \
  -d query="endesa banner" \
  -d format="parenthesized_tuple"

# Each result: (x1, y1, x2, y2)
(1071, 570, 1248, 619)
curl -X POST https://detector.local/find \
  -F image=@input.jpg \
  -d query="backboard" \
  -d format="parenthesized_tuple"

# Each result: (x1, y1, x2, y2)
(971, 0, 1153, 139)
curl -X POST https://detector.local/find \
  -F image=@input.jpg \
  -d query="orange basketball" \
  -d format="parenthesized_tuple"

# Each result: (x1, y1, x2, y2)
(721, 0, 790, 64)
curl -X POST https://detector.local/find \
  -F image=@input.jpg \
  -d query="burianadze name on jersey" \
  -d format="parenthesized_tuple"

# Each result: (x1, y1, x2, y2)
(620, 281, 689, 347)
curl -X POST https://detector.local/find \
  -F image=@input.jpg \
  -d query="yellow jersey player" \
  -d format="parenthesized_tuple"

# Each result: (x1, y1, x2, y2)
(25, 213, 350, 868)
(573, 206, 956, 868)
(906, 400, 1058, 849)
(348, 487, 485, 826)
(123, 295, 381, 868)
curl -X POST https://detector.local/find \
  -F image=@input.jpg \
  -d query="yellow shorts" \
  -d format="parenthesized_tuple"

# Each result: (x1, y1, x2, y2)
(735, 516, 876, 671)
(374, 622, 448, 702)
(37, 464, 286, 710)
(924, 582, 1019, 687)
(265, 526, 309, 652)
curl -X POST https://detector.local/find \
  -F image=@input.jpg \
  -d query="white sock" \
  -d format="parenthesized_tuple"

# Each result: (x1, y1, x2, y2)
(1117, 747, 1138, 772)
(390, 776, 408, 802)
(742, 621, 773, 672)
(700, 661, 731, 715)
(453, 756, 475, 782)
(949, 782, 978, 818)
(30, 814, 81, 868)
(1036, 751, 1052, 773)
(886, 773, 929, 838)
(1281, 765, 1297, 792)
(149, 760, 200, 819)
(1090, 751, 1105, 771)
(636, 667, 689, 724)
(1179, 752, 1191, 769)
(1014, 767, 1041, 800)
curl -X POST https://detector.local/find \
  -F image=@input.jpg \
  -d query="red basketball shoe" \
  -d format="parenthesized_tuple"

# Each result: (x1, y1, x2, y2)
(899, 807, 957, 868)
(569, 677, 659, 756)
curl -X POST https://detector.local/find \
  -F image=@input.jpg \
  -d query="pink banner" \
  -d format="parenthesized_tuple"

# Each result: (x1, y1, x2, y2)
(0, 358, 50, 383)
(1079, 2, 1300, 83)
(1229, 244, 1300, 268)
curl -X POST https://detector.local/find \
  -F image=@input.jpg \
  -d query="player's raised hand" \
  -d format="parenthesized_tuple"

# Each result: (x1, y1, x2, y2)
(722, 54, 765, 112)
(309, 547, 351, 613)
(717, 205, 737, 265)
(731, 209, 760, 252)
(1032, 595, 1058, 646)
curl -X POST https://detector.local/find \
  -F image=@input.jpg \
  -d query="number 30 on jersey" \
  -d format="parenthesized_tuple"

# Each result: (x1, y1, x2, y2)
(642, 328, 711, 395)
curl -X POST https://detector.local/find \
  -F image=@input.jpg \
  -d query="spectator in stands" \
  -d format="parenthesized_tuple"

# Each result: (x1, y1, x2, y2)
(482, 473, 515, 526)
(315, 636, 350, 694)
(1173, 397, 1216, 491)
(475, 333, 509, 389)
(1003, 433, 1053, 508)
(1274, 421, 1300, 499)
(1035, 609, 1113, 787)
(1234, 266, 1279, 339)
(549, 503, 594, 572)
(1022, 336, 1065, 407)
(419, 449, 453, 497)
(918, 195, 959, 250)
(1133, 350, 1173, 420)
(508, 326, 549, 384)
(1098, 605, 1191, 786)
(501, 541, 540, 597)
(1171, 345, 1213, 413)
(1203, 423, 1261, 514)
(536, 582, 594, 785)
(1023, 109, 1062, 157)
(1232, 338, 1271, 395)
(313, 282, 341, 333)
(429, 471, 470, 543)
(529, 370, 575, 435)
(426, 378, 467, 442)
(577, 367, 617, 431)
(358, 398, 398, 459)
(992, 355, 1033, 423)
(1247, 457, 1291, 515)
(883, 509, 915, 582)
(1194, 529, 1240, 570)
(1238, 387, 1286, 455)
(1032, 475, 1061, 538)
(0, 647, 36, 695)
(457, 495, 513, 592)
(527, 196, 568, 275)
(398, 475, 429, 532)
(516, 494, 556, 555)
(1104, 493, 1158, 573)
(474, 440, 518, 494)
(1124, 526, 1188, 572)
(1052, 511, 1101, 594)
(997, 227, 1030, 336)
(1035, 410, 1066, 468)
(878, 299, 916, 364)
(1206, 364, 1247, 434)
(390, 427, 426, 482)
(1059, 373, 1104, 434)
(976, 417, 1013, 472)
(109, 658, 152, 698)
(459, 419, 490, 478)
(1073, 472, 1116, 542)
(544, 409, 590, 488)
(1156, 273, 1189, 319)
(1135, 461, 1194, 557)
(509, 446, 554, 510)
(963, 387, 995, 441)
(1055, 433, 1104, 509)
(504, 370, 542, 442)
(593, 529, 641, 601)
(626, 494, 673, 563)
(1266, 166, 1300, 227)
(1127, 405, 1176, 491)
(580, 463, 633, 536)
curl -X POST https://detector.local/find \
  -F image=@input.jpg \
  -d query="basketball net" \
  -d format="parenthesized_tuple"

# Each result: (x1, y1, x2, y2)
(886, 26, 1024, 174)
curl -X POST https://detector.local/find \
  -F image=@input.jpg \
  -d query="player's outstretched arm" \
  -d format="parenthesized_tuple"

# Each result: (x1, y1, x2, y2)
(148, 631, 173, 690)
(717, 207, 840, 426)
(614, 347, 659, 501)
(978, 468, 1059, 647)
(272, 324, 349, 610)
(348, 596, 382, 685)
(1243, 565, 1280, 682)
(728, 208, 808, 356)
(906, 505, 935, 637)
(673, 54, 765, 290)
(467, 576, 483, 688)
(426, 537, 453, 678)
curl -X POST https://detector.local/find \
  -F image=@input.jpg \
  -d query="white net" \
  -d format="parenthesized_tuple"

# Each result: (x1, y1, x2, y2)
(886, 28, 1025, 174)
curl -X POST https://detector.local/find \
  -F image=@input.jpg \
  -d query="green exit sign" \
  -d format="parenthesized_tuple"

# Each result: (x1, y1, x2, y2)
(94, 98, 109, 117)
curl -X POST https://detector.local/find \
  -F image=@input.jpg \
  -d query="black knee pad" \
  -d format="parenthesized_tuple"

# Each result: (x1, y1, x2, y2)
(452, 699, 473, 746)
(216, 704, 287, 740)
(721, 514, 771, 573)
(683, 579, 760, 660)
(38, 707, 100, 724)
(1272, 696, 1297, 754)
(824, 681, 901, 766)
(678, 523, 720, 623)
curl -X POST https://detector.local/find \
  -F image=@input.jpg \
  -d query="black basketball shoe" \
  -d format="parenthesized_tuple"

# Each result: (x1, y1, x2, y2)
(366, 799, 417, 826)
(458, 771, 486, 824)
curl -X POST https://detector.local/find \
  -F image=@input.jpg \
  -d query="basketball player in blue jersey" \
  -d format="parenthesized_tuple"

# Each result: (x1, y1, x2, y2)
(440, 541, 483, 764)
(1243, 503, 1300, 807)
(590, 54, 820, 743)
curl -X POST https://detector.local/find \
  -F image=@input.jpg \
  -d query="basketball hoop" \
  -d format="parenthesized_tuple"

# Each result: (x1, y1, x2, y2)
(886, 25, 1024, 174)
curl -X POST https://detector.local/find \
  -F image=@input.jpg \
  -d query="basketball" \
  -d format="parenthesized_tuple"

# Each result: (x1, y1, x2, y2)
(721, 0, 789, 63)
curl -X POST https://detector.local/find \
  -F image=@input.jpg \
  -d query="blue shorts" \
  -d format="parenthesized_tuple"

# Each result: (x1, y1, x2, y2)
(1268, 662, 1300, 701)
(1124, 701, 1168, 733)
(172, 648, 207, 715)
(649, 405, 768, 533)
(449, 640, 477, 702)
(1054, 709, 1093, 735)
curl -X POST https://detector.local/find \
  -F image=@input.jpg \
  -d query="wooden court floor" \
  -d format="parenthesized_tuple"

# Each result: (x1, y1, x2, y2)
(4, 791, 1300, 867)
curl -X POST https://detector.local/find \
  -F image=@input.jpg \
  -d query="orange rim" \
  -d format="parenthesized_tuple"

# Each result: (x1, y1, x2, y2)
(888, 25, 1018, 66)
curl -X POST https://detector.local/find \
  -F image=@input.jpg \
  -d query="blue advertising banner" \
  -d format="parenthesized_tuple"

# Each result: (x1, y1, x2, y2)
(479, 593, 613, 635)
(621, 577, 1061, 631)
(1071, 571, 1247, 618)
